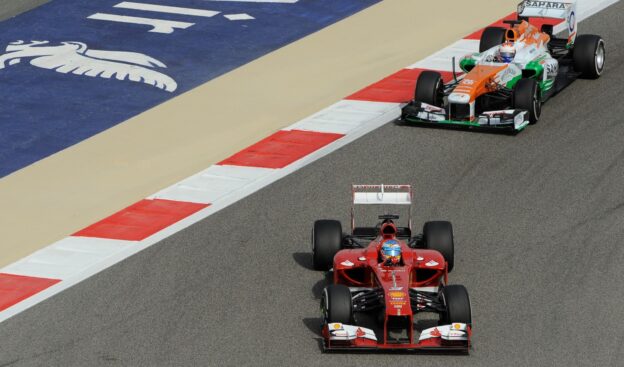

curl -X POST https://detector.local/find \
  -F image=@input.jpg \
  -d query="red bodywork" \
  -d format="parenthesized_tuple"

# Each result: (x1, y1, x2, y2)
(322, 224, 470, 352)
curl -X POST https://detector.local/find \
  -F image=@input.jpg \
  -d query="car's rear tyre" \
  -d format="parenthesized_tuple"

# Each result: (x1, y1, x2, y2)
(423, 221, 454, 273)
(415, 70, 444, 107)
(480, 27, 506, 52)
(513, 78, 541, 124)
(573, 35, 605, 79)
(321, 284, 353, 324)
(312, 220, 343, 271)
(439, 285, 472, 326)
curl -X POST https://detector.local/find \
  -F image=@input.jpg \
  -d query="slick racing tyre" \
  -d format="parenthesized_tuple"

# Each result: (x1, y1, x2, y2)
(423, 221, 454, 272)
(513, 78, 541, 124)
(440, 285, 472, 326)
(321, 284, 353, 324)
(573, 35, 605, 79)
(312, 220, 343, 271)
(415, 71, 444, 107)
(480, 27, 506, 52)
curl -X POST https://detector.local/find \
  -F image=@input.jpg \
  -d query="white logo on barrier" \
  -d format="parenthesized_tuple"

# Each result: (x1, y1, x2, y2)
(0, 40, 177, 92)
(88, 2, 262, 34)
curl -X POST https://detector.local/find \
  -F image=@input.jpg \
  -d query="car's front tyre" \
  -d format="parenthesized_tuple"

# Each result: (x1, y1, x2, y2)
(415, 70, 444, 107)
(439, 285, 472, 327)
(321, 284, 353, 324)
(513, 78, 541, 124)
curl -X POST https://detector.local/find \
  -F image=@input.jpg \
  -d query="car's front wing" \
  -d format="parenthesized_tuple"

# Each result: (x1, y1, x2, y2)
(400, 101, 529, 134)
(322, 322, 471, 354)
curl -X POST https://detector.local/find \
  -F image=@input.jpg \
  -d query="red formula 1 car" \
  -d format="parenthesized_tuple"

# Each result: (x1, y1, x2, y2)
(312, 185, 471, 353)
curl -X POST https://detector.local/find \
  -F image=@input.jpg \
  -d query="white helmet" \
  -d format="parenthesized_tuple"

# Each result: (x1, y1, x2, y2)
(499, 42, 516, 63)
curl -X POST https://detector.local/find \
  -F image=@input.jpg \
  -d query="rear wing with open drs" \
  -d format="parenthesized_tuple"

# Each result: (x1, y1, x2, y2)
(518, 0, 578, 44)
(351, 184, 413, 233)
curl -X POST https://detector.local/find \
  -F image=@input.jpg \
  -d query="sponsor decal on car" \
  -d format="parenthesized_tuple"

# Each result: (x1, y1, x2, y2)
(523, 1, 567, 10)
(388, 291, 406, 298)
(568, 11, 576, 33)
(425, 260, 439, 267)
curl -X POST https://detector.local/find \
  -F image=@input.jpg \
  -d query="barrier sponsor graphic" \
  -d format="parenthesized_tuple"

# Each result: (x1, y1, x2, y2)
(0, 40, 177, 91)
(0, 0, 379, 177)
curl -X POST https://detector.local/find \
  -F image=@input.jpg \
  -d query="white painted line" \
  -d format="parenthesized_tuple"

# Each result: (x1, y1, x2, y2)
(224, 13, 255, 20)
(1, 237, 131, 280)
(115, 2, 220, 17)
(87, 13, 194, 34)
(289, 100, 401, 135)
(150, 165, 274, 204)
(203, 0, 298, 3)
(577, 0, 621, 21)
(407, 39, 479, 71)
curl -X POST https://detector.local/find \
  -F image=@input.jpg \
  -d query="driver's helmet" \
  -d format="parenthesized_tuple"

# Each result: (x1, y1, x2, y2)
(499, 42, 516, 63)
(381, 239, 402, 265)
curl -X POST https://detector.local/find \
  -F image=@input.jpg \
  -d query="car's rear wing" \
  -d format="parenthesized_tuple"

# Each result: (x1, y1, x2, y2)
(518, 0, 577, 45)
(352, 184, 412, 205)
(351, 184, 412, 233)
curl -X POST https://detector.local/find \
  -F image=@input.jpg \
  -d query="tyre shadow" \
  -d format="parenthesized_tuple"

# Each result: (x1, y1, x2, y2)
(302, 317, 323, 337)
(292, 252, 314, 270)
(311, 272, 332, 300)
(295, 251, 331, 351)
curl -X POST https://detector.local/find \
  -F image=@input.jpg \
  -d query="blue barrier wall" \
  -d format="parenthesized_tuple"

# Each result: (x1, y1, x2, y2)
(0, 0, 379, 177)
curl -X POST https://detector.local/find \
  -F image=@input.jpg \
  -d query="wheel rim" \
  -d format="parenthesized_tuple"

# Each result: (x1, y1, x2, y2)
(533, 87, 541, 119)
(435, 80, 443, 106)
(322, 289, 329, 322)
(595, 42, 605, 74)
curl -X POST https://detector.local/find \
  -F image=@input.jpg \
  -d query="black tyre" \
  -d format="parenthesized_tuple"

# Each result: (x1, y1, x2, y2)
(423, 221, 454, 273)
(312, 220, 342, 271)
(479, 27, 506, 52)
(573, 35, 605, 79)
(415, 70, 444, 107)
(439, 285, 472, 326)
(513, 78, 541, 124)
(321, 284, 352, 324)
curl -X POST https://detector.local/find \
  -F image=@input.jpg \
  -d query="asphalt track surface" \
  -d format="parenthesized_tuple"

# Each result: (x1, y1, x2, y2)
(1, 4, 624, 367)
(0, 0, 48, 21)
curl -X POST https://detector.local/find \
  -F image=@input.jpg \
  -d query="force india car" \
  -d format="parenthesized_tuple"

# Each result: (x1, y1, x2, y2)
(400, 0, 605, 133)
(311, 185, 471, 353)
